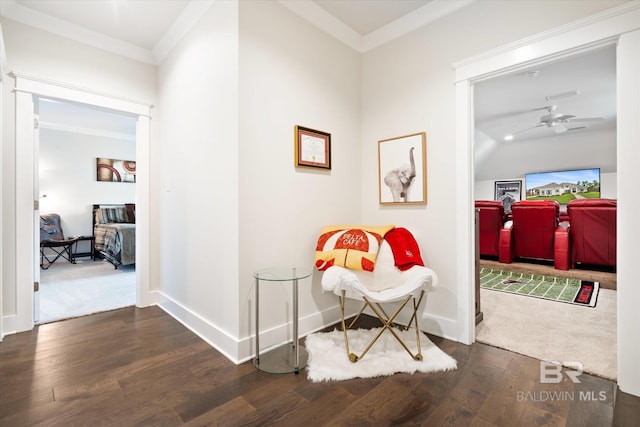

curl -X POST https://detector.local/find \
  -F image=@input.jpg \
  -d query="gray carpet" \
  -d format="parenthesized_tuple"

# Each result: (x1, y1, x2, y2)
(476, 287, 616, 380)
(38, 259, 136, 324)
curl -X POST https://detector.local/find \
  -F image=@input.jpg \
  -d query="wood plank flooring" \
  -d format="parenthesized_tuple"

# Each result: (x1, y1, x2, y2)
(0, 306, 633, 426)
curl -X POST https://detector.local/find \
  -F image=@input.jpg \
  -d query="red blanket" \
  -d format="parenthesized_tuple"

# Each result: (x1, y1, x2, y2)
(384, 227, 424, 271)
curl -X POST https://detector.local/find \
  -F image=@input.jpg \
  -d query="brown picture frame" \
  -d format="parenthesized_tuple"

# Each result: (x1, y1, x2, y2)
(378, 132, 427, 205)
(294, 125, 331, 170)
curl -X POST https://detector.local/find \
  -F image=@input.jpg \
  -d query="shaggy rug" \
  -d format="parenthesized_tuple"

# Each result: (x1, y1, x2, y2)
(305, 327, 457, 382)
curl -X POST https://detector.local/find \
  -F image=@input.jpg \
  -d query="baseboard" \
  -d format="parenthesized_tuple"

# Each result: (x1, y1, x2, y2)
(421, 312, 459, 342)
(153, 292, 460, 365)
(235, 303, 353, 364)
(1, 314, 17, 340)
(155, 291, 240, 363)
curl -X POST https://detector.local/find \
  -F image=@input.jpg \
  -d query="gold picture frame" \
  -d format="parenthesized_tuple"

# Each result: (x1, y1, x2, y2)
(378, 132, 427, 204)
(294, 125, 331, 170)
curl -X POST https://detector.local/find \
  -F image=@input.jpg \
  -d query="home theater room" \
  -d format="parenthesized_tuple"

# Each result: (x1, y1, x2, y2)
(473, 44, 618, 384)
(2, 1, 640, 425)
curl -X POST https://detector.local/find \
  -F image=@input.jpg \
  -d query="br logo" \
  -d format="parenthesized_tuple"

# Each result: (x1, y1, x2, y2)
(540, 361, 583, 383)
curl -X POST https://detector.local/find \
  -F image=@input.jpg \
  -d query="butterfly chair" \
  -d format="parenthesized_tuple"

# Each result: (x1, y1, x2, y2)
(319, 228, 438, 363)
(40, 213, 79, 270)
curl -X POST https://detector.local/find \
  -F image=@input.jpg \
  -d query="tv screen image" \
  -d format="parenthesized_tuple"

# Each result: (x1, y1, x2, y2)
(524, 168, 600, 204)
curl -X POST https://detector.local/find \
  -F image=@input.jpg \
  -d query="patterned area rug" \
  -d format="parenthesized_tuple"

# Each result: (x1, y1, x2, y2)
(480, 268, 599, 307)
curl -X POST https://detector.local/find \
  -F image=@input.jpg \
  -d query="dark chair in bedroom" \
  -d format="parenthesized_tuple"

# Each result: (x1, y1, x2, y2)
(40, 213, 79, 270)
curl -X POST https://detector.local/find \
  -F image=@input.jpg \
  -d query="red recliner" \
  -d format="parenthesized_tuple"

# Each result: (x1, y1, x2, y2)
(475, 200, 505, 257)
(567, 198, 616, 269)
(499, 200, 569, 270)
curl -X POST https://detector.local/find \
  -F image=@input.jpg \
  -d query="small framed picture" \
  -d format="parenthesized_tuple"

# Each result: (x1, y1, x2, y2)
(378, 132, 427, 204)
(294, 125, 331, 170)
(494, 180, 522, 213)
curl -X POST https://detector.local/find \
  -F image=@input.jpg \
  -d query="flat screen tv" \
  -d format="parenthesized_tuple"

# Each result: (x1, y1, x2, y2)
(524, 168, 600, 204)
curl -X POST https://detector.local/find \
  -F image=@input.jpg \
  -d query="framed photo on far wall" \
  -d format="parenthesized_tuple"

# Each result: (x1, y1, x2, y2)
(494, 180, 521, 213)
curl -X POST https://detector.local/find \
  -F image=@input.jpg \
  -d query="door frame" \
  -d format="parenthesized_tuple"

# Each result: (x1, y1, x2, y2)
(12, 73, 152, 331)
(453, 3, 640, 395)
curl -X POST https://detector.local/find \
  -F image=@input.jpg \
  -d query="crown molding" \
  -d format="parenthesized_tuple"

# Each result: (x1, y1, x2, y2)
(362, 0, 474, 52)
(0, 0, 155, 64)
(279, 0, 474, 53)
(0, 0, 215, 65)
(277, 0, 363, 51)
(152, 0, 215, 63)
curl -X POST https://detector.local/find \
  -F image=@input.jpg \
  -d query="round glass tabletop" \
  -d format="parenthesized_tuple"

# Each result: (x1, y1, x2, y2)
(252, 267, 312, 282)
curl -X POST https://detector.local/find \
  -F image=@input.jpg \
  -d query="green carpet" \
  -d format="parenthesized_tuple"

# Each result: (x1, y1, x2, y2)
(479, 268, 599, 307)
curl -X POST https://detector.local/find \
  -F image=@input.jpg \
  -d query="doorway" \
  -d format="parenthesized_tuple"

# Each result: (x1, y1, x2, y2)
(472, 46, 617, 379)
(36, 98, 138, 324)
(12, 73, 151, 333)
(454, 6, 640, 395)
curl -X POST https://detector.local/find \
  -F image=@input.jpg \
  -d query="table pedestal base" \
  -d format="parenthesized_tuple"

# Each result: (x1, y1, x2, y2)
(254, 344, 308, 374)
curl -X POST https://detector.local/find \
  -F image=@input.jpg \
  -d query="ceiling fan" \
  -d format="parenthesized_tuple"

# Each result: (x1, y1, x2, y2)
(505, 105, 604, 140)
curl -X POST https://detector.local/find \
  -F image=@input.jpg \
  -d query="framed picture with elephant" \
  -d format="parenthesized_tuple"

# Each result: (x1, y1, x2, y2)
(378, 132, 427, 205)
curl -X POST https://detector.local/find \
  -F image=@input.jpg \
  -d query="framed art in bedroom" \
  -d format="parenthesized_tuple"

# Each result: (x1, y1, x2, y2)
(378, 132, 427, 205)
(294, 125, 331, 170)
(96, 157, 136, 183)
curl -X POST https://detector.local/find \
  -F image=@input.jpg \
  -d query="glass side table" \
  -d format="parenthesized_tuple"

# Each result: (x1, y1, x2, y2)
(253, 267, 312, 374)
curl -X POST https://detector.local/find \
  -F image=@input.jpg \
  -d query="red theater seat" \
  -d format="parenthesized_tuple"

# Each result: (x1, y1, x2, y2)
(499, 200, 569, 270)
(567, 198, 616, 269)
(475, 200, 506, 257)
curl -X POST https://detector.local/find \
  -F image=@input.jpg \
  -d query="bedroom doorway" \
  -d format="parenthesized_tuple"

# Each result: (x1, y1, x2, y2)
(36, 98, 138, 324)
(12, 73, 151, 332)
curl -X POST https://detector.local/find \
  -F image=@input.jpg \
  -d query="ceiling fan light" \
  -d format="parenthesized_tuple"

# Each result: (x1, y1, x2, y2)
(504, 134, 514, 141)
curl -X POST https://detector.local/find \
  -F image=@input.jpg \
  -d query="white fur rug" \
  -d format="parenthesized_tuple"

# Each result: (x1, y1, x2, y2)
(305, 327, 457, 382)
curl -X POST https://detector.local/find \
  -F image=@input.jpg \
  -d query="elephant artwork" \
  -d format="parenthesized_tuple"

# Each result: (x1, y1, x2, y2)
(384, 147, 416, 202)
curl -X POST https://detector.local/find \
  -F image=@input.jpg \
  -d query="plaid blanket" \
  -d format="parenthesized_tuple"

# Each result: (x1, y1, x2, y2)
(94, 223, 135, 266)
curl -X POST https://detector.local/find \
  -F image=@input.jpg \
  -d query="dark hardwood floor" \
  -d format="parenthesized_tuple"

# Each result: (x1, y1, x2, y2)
(1, 306, 636, 426)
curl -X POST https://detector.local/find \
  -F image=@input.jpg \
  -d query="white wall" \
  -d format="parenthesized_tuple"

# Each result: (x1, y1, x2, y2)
(156, 0, 241, 358)
(616, 26, 640, 398)
(1, 17, 156, 326)
(359, 1, 625, 340)
(39, 128, 136, 237)
(474, 128, 617, 182)
(156, 0, 362, 362)
(238, 0, 361, 354)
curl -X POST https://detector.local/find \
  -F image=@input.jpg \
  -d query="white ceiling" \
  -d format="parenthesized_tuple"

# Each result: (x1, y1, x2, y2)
(2, 0, 617, 180)
(475, 47, 616, 144)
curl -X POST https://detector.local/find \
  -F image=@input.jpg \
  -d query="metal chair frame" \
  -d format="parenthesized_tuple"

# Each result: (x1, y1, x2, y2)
(40, 239, 77, 270)
(338, 289, 426, 363)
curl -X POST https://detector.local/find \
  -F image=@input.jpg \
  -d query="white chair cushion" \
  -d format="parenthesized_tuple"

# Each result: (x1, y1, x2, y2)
(321, 240, 438, 303)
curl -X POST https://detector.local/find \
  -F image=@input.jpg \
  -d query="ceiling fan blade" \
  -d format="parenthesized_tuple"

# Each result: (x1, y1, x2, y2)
(480, 105, 552, 122)
(567, 126, 587, 131)
(555, 114, 575, 122)
(568, 117, 605, 123)
(510, 124, 542, 136)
